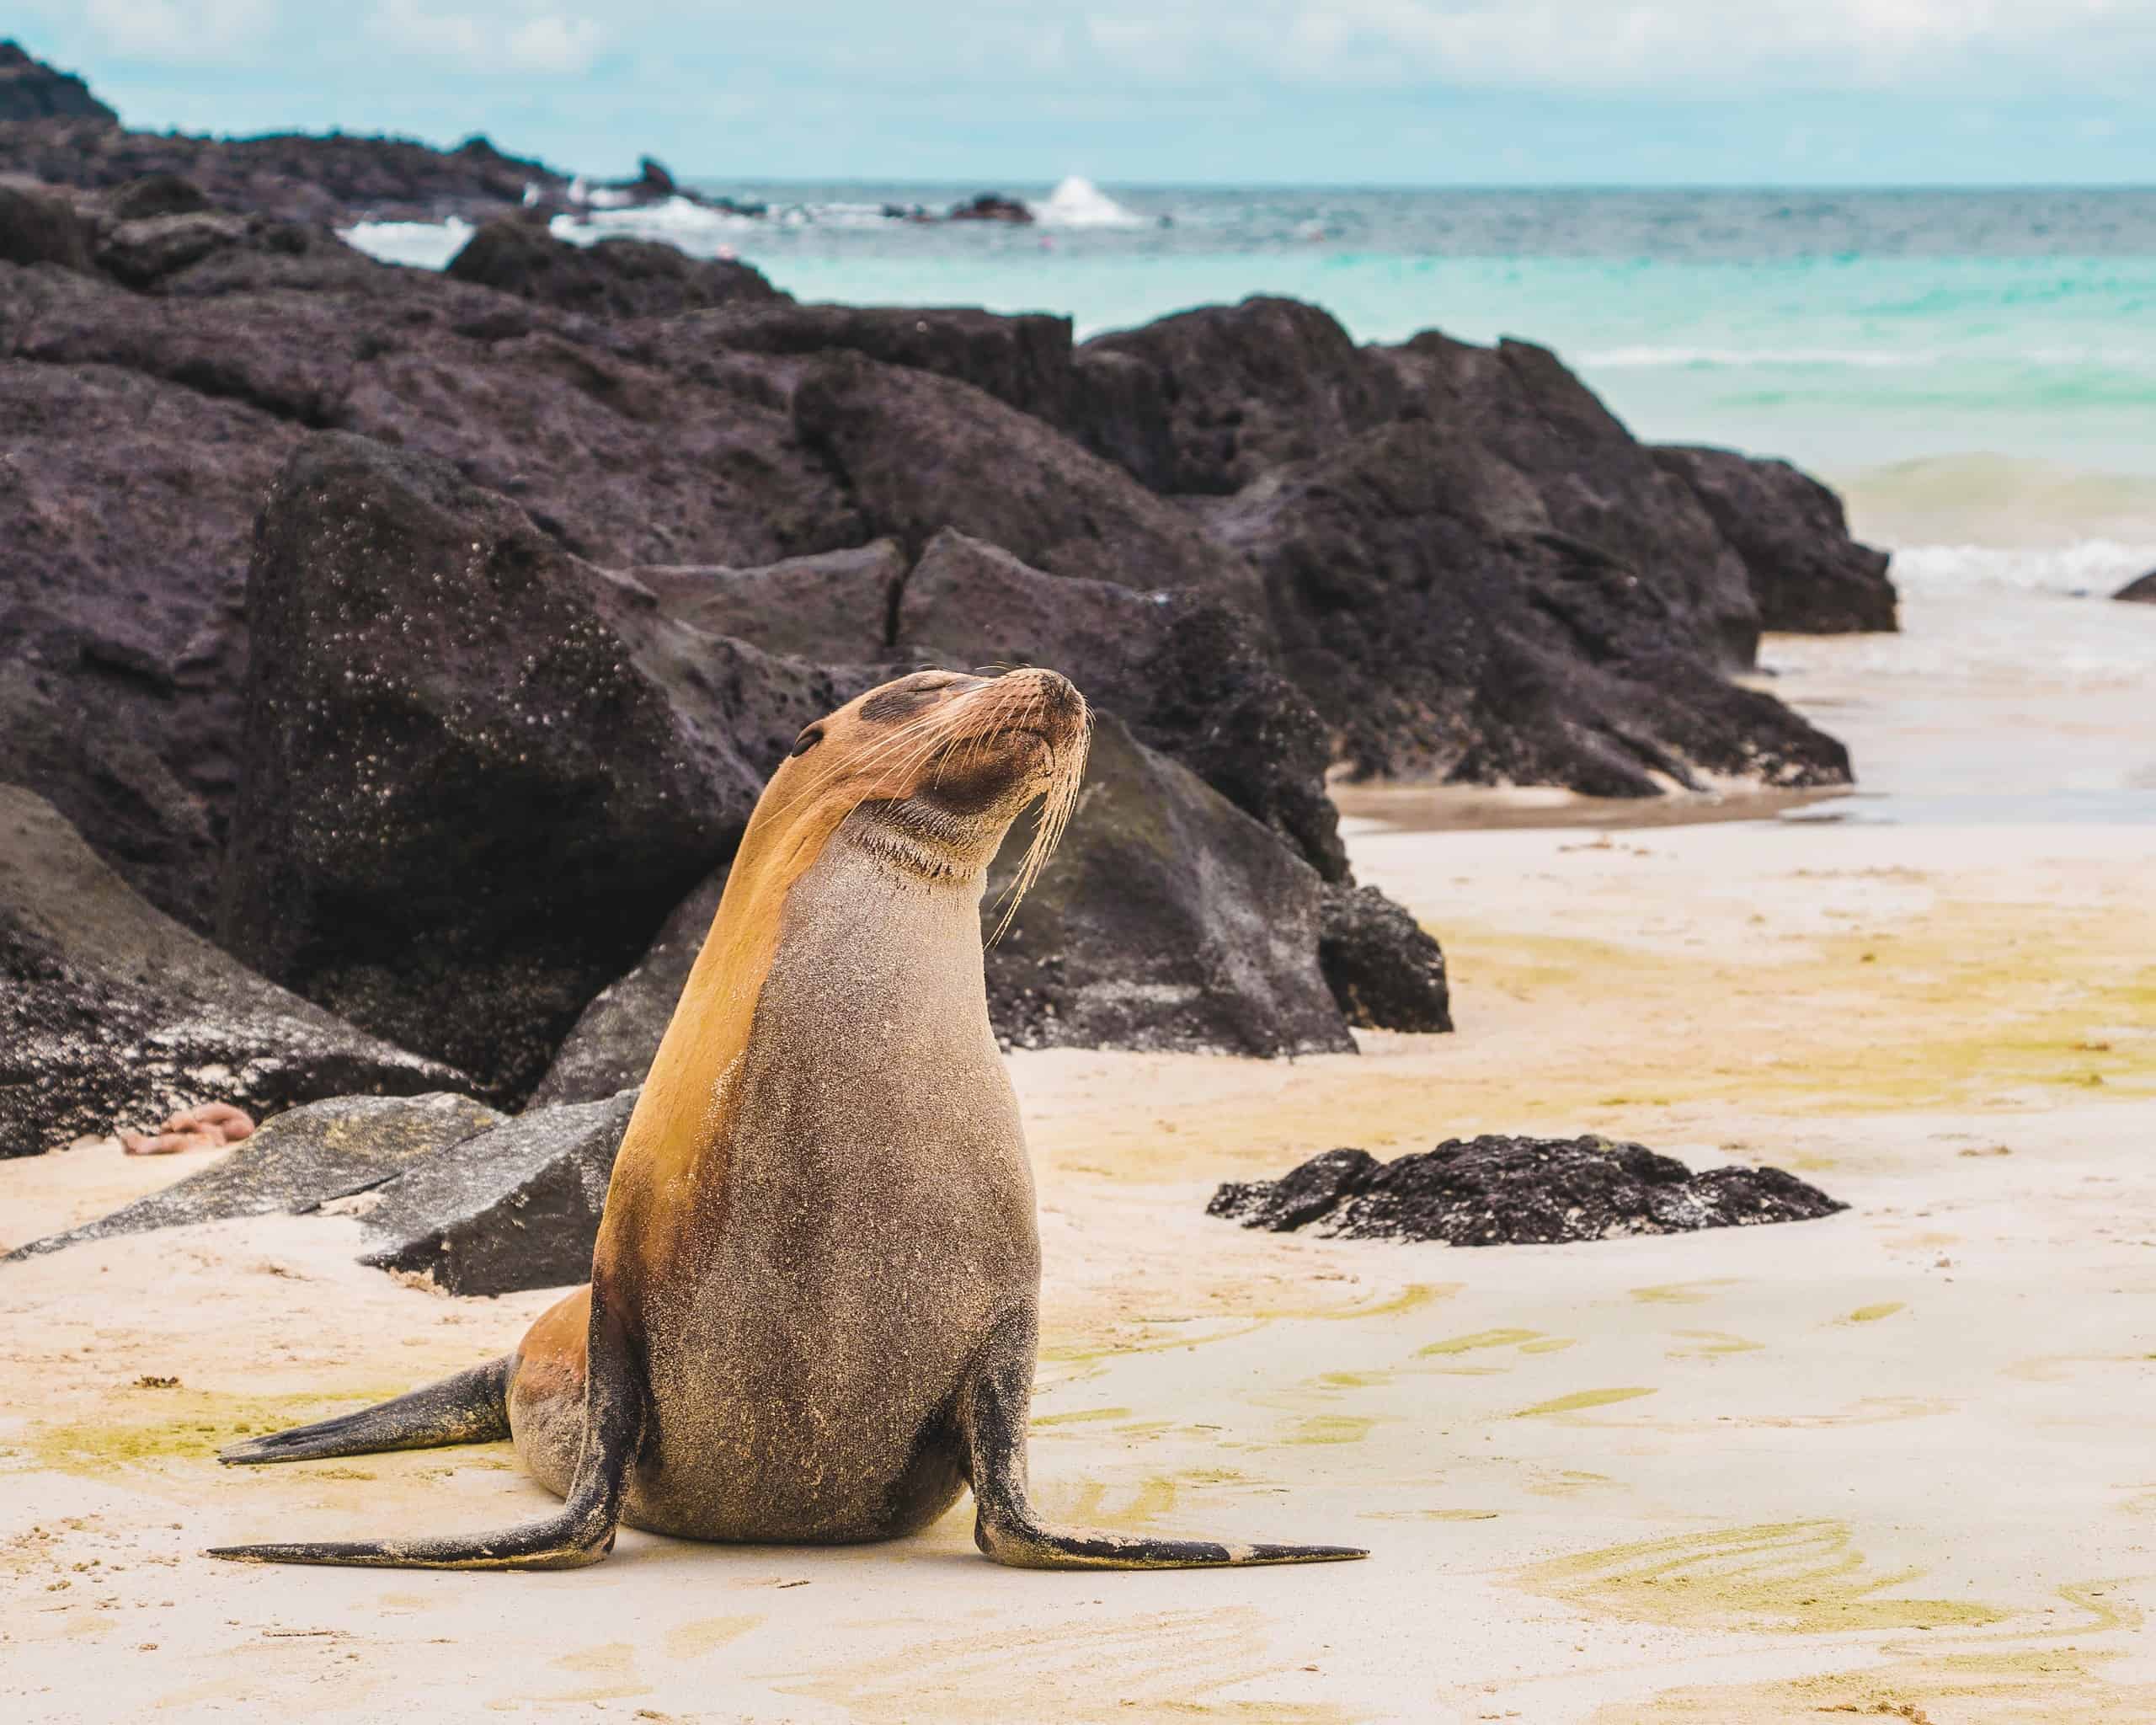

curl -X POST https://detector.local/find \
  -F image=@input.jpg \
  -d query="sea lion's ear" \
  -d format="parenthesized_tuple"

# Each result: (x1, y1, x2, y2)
(790, 725, 825, 758)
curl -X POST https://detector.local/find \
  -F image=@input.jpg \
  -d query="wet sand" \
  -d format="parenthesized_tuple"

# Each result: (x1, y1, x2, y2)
(3, 592, 2153, 1722)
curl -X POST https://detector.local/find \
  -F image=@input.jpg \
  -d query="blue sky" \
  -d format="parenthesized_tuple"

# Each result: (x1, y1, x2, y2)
(16, 2, 2156, 185)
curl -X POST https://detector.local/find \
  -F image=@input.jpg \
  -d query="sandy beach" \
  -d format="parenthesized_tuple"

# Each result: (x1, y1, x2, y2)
(4, 585, 2154, 1722)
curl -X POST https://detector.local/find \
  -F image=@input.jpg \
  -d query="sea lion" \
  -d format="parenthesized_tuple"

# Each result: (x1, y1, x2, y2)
(209, 666, 1364, 1572)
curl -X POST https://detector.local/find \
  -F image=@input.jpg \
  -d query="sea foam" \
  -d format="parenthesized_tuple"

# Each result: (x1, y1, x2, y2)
(1029, 176, 1144, 228)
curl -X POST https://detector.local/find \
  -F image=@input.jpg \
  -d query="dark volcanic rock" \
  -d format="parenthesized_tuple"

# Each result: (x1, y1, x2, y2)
(0, 176, 95, 270)
(2115, 570, 2156, 603)
(106, 173, 211, 220)
(1208, 1135, 1845, 1243)
(948, 192, 1032, 223)
(793, 352, 1255, 604)
(638, 539, 907, 663)
(358, 1089, 638, 1295)
(1204, 416, 1851, 790)
(654, 301, 1075, 422)
(898, 529, 1345, 879)
(0, 788, 467, 1158)
(1378, 334, 1761, 669)
(222, 434, 858, 1102)
(0, 120, 565, 227)
(1081, 296, 1397, 494)
(1656, 446, 1897, 633)
(445, 216, 782, 318)
(528, 873, 722, 1106)
(1316, 884, 1452, 1033)
(985, 714, 1353, 1057)
(0, 41, 116, 125)
(4, 1092, 500, 1257)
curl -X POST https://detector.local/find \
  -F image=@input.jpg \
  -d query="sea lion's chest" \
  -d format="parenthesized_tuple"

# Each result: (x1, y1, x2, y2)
(643, 840, 1038, 1431)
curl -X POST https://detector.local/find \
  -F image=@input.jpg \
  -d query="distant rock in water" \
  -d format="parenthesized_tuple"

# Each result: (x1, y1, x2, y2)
(2116, 570, 2156, 604)
(0, 40, 116, 124)
(1209, 1135, 1844, 1243)
(947, 192, 1033, 224)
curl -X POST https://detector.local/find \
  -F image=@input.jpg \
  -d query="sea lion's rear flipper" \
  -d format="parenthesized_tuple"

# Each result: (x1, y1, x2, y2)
(207, 1291, 647, 1572)
(217, 1357, 514, 1466)
(962, 1315, 1368, 1571)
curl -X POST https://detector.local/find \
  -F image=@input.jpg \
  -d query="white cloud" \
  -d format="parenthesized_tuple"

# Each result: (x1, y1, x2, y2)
(1084, 0, 2156, 93)
(368, 1, 605, 74)
(83, 0, 278, 61)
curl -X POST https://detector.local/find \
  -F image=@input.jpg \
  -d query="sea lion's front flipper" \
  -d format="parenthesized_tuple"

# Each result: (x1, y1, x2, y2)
(208, 1289, 647, 1572)
(962, 1313, 1368, 1570)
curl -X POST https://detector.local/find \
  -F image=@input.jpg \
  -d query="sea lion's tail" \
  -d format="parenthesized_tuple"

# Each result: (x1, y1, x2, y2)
(216, 1356, 512, 1466)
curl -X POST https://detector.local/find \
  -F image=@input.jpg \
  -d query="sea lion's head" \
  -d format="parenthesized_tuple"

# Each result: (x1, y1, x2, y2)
(761, 666, 1091, 912)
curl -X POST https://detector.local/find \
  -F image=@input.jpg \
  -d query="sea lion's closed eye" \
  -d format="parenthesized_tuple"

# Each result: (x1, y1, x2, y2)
(790, 725, 824, 757)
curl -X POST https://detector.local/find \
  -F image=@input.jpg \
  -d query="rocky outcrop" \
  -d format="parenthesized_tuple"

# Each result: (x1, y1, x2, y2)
(1316, 884, 1452, 1033)
(1656, 446, 1897, 633)
(528, 874, 722, 1106)
(1209, 1136, 1844, 1243)
(444, 216, 782, 318)
(642, 302, 1075, 423)
(0, 176, 95, 270)
(357, 1089, 638, 1295)
(793, 352, 1256, 605)
(0, 121, 565, 227)
(1081, 296, 1396, 494)
(1203, 416, 1851, 789)
(638, 540, 905, 664)
(2115, 570, 2156, 604)
(0, 40, 115, 125)
(985, 715, 1353, 1057)
(0, 788, 467, 1158)
(221, 434, 863, 1102)
(4, 1092, 500, 1255)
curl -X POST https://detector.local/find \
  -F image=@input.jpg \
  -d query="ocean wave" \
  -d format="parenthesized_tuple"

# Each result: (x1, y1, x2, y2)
(1584, 345, 1935, 370)
(1029, 176, 1144, 229)
(548, 196, 761, 249)
(341, 215, 474, 270)
(1888, 540, 2156, 596)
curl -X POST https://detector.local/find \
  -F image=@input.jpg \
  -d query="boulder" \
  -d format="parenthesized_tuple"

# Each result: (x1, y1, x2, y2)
(528, 874, 722, 1106)
(652, 302, 1075, 424)
(1376, 333, 1762, 668)
(792, 352, 1256, 606)
(4, 1092, 500, 1256)
(635, 539, 907, 663)
(984, 714, 1353, 1057)
(1655, 446, 1897, 633)
(1203, 416, 1851, 791)
(357, 1089, 638, 1295)
(1317, 884, 1452, 1033)
(2115, 570, 2156, 604)
(897, 529, 1345, 878)
(1080, 296, 1397, 494)
(0, 175, 95, 271)
(444, 216, 782, 318)
(105, 173, 212, 221)
(0, 40, 116, 125)
(1209, 1135, 1845, 1242)
(0, 787, 467, 1158)
(221, 433, 862, 1102)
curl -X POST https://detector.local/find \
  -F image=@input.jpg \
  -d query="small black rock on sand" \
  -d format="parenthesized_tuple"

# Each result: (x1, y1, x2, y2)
(1209, 1135, 1844, 1243)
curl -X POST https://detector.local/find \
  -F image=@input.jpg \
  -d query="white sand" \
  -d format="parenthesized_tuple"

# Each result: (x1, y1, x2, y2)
(3, 598, 2153, 1722)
